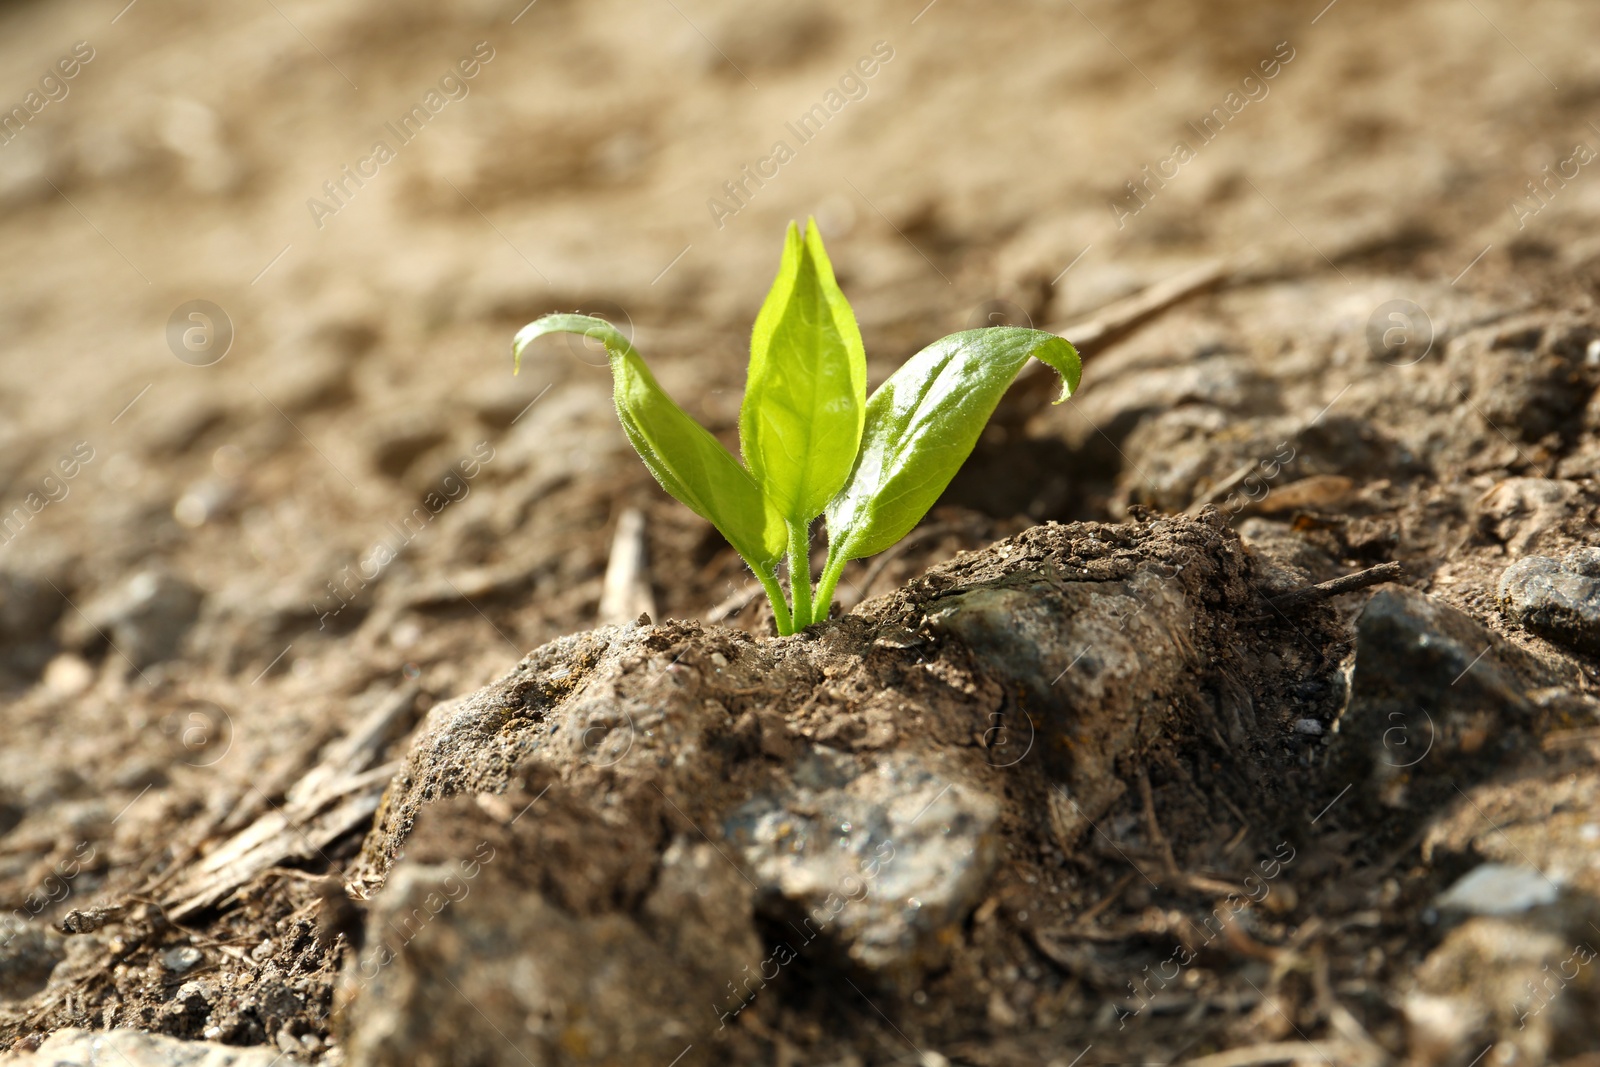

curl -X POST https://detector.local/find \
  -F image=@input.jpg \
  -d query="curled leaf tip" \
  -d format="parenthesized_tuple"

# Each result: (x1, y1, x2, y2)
(1037, 334, 1082, 405)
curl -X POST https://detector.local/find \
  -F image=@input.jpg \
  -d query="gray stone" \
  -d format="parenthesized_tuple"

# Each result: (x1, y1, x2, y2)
(927, 535, 1232, 837)
(352, 625, 627, 881)
(160, 945, 205, 973)
(1325, 586, 1570, 834)
(0, 1028, 283, 1065)
(343, 860, 711, 1067)
(1498, 548, 1600, 654)
(641, 838, 763, 981)
(1436, 863, 1561, 916)
(1459, 316, 1597, 442)
(727, 748, 1000, 978)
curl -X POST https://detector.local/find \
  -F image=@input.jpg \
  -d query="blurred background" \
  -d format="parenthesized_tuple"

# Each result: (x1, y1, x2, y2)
(3, 0, 1597, 690)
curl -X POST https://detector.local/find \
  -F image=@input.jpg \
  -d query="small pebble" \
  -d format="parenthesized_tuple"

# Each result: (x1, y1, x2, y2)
(1436, 863, 1559, 916)
(1498, 548, 1600, 654)
(161, 946, 204, 973)
(276, 1028, 301, 1056)
(42, 654, 94, 697)
(1293, 718, 1324, 736)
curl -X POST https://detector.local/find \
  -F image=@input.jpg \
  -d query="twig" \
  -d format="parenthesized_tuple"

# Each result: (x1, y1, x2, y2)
(1054, 260, 1228, 352)
(1179, 1040, 1359, 1067)
(706, 582, 762, 623)
(1311, 941, 1387, 1066)
(1187, 456, 1266, 515)
(1069, 870, 1137, 929)
(154, 688, 416, 921)
(1138, 766, 1179, 877)
(1177, 872, 1248, 897)
(600, 507, 656, 626)
(1542, 726, 1600, 751)
(1006, 260, 1228, 422)
(1267, 562, 1405, 613)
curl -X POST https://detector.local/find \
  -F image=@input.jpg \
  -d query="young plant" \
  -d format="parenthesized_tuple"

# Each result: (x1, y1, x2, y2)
(513, 219, 1080, 635)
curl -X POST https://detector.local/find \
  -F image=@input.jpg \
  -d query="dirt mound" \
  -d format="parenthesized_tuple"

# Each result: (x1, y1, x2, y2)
(16, 509, 1599, 1063)
(337, 513, 1355, 1064)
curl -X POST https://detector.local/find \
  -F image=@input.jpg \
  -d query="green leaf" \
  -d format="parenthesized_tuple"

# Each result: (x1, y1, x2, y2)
(514, 314, 784, 570)
(824, 327, 1080, 563)
(739, 219, 867, 524)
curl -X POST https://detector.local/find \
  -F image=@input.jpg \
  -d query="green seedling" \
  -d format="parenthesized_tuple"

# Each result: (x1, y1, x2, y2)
(513, 219, 1080, 635)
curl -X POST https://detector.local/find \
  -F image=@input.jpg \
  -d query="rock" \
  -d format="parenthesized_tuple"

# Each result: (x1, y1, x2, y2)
(1477, 477, 1581, 557)
(1116, 402, 1403, 516)
(1115, 405, 1236, 512)
(1421, 764, 1600, 899)
(925, 522, 1241, 837)
(40, 654, 93, 697)
(0, 916, 65, 1001)
(355, 625, 626, 881)
(1237, 518, 1343, 585)
(1436, 863, 1561, 916)
(0, 1028, 283, 1065)
(1324, 586, 1572, 841)
(334, 516, 1355, 1060)
(727, 748, 1000, 979)
(159, 945, 205, 973)
(163, 978, 216, 1026)
(1460, 316, 1598, 442)
(642, 838, 764, 981)
(1498, 548, 1600, 654)
(343, 842, 736, 1066)
(1400, 991, 1482, 1064)
(66, 570, 203, 668)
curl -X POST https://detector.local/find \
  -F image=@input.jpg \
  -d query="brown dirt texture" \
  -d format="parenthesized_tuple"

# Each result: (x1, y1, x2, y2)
(3, 0, 1600, 1064)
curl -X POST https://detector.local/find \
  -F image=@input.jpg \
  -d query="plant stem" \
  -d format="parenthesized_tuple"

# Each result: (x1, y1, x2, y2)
(812, 549, 847, 627)
(754, 566, 794, 636)
(786, 519, 814, 629)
